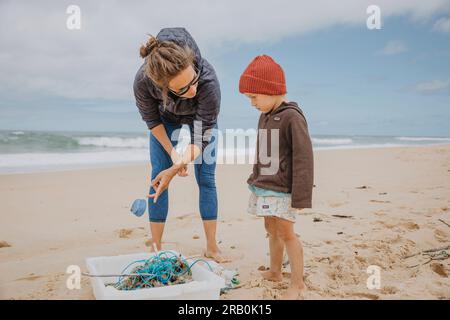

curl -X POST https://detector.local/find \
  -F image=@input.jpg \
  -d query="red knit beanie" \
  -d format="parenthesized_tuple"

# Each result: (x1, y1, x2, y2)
(239, 55, 286, 95)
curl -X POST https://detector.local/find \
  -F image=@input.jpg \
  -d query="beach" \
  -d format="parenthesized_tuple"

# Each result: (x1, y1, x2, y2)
(0, 144, 449, 300)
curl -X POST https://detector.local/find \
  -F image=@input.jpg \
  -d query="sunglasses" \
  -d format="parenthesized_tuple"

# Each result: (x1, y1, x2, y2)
(169, 66, 201, 97)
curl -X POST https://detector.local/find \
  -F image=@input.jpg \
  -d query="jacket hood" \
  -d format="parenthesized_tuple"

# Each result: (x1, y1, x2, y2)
(156, 27, 202, 68)
(270, 101, 303, 117)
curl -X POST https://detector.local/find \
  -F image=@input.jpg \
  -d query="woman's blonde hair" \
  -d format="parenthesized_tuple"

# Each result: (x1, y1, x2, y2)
(140, 35, 195, 106)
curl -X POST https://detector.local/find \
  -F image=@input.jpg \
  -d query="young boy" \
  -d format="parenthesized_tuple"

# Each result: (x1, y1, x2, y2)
(239, 55, 314, 299)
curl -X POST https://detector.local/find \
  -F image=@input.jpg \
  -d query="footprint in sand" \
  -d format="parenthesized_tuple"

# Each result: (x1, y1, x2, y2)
(44, 273, 65, 296)
(400, 221, 420, 231)
(244, 278, 290, 300)
(375, 220, 397, 229)
(380, 286, 399, 295)
(0, 240, 11, 248)
(118, 228, 134, 238)
(373, 210, 387, 217)
(353, 253, 366, 264)
(354, 243, 369, 249)
(262, 287, 283, 300)
(434, 228, 450, 242)
(375, 219, 419, 231)
(117, 227, 147, 239)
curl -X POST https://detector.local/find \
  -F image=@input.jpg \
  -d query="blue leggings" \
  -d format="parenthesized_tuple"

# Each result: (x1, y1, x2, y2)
(148, 118, 218, 223)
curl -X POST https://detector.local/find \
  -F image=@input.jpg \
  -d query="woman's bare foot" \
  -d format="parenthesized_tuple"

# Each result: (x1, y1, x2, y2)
(144, 238, 161, 252)
(260, 270, 283, 282)
(144, 238, 153, 248)
(280, 285, 306, 300)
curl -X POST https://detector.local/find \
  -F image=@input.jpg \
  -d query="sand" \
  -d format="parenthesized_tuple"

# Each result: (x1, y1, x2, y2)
(0, 145, 449, 300)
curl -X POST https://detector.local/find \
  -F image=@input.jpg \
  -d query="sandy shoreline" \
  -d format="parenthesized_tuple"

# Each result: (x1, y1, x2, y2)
(1, 145, 449, 299)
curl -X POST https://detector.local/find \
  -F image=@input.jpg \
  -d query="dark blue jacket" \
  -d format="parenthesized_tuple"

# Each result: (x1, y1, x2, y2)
(133, 27, 221, 150)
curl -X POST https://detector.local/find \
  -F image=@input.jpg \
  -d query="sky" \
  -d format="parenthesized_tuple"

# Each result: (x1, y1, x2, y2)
(0, 0, 449, 136)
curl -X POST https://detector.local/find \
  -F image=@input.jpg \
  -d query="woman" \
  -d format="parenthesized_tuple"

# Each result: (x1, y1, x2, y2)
(133, 27, 225, 262)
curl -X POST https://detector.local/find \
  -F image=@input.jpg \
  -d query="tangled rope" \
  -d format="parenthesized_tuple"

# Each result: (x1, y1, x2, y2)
(108, 251, 213, 290)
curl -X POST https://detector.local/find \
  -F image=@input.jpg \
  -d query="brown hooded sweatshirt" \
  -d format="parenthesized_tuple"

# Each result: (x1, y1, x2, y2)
(247, 101, 314, 209)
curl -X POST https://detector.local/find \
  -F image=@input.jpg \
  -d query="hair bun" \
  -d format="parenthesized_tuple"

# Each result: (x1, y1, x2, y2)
(139, 35, 159, 58)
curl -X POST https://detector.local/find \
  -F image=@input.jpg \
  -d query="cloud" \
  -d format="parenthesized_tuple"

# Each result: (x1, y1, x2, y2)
(413, 79, 450, 94)
(433, 17, 450, 33)
(377, 40, 408, 55)
(0, 0, 449, 101)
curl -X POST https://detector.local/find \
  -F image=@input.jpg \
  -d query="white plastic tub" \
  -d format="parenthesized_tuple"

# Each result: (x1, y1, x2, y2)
(85, 251, 225, 300)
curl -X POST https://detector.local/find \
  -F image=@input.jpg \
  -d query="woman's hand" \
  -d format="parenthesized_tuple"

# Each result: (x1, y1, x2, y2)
(147, 165, 179, 203)
(177, 164, 188, 177)
(170, 151, 188, 177)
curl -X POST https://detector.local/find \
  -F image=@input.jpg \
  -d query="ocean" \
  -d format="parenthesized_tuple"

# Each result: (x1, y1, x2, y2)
(1, 130, 449, 174)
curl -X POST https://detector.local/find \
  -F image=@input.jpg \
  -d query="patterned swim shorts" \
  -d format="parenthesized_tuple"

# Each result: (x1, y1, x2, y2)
(247, 193, 303, 222)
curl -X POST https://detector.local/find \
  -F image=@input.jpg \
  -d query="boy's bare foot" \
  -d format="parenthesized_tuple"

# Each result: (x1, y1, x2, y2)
(204, 249, 231, 263)
(280, 285, 306, 300)
(260, 270, 283, 282)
